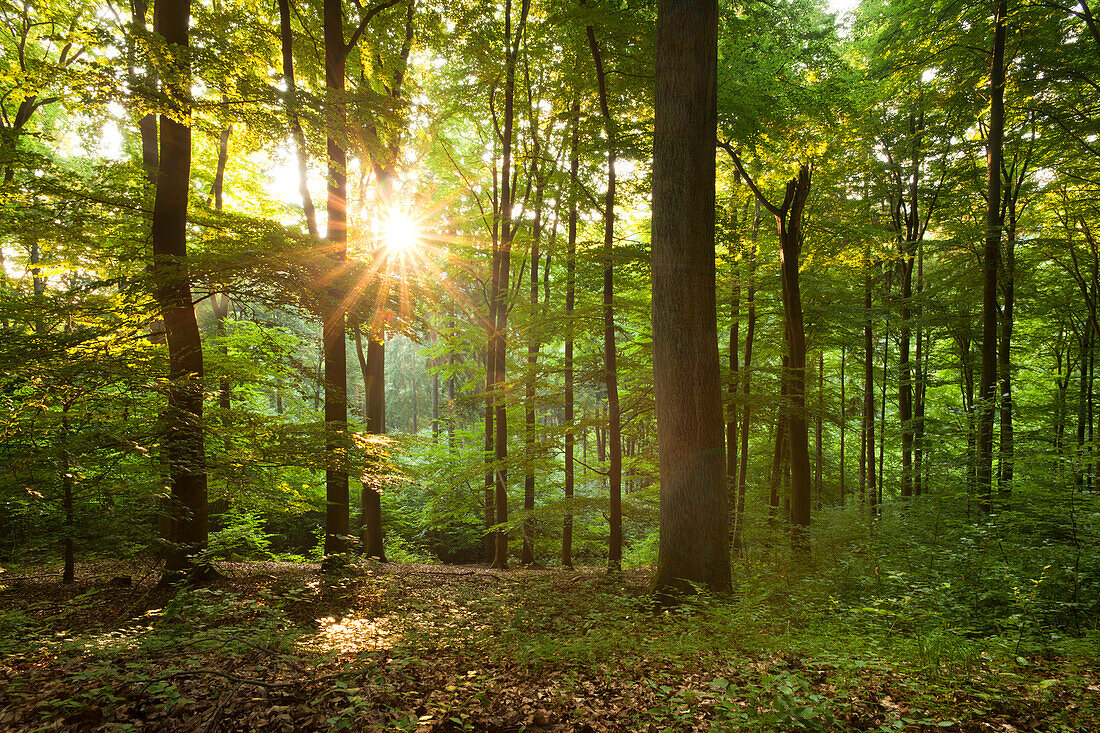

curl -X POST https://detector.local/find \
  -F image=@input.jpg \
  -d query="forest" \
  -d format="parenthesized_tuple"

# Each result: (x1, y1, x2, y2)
(1, 0, 1099, 729)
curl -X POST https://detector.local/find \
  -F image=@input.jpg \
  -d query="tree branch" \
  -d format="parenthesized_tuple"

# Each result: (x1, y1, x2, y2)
(344, 0, 403, 57)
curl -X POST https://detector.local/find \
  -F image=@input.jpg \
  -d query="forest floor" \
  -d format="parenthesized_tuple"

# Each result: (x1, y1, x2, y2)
(0, 559, 1097, 732)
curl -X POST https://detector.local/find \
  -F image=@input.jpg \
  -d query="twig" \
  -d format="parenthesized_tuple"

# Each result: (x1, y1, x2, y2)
(139, 669, 302, 693)
(202, 681, 243, 733)
(411, 569, 505, 581)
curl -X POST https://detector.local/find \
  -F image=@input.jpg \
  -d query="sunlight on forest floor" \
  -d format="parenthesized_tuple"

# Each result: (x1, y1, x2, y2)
(309, 614, 397, 653)
(1, 560, 1097, 732)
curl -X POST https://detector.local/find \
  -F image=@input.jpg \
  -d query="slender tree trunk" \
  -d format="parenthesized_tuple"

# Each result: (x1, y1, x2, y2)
(998, 200, 1015, 497)
(770, 358, 790, 521)
(977, 0, 1008, 512)
(879, 319, 889, 507)
(522, 154, 545, 567)
(432, 360, 439, 442)
(914, 241, 925, 496)
(815, 350, 823, 507)
(840, 347, 846, 501)
(1078, 330, 1089, 488)
(483, 344, 495, 562)
(778, 168, 812, 543)
(562, 95, 579, 569)
(722, 151, 811, 543)
(132, 0, 159, 186)
(62, 405, 74, 584)
(650, 0, 730, 597)
(1090, 325, 1096, 491)
(1055, 327, 1067, 474)
(488, 0, 529, 570)
(354, 326, 387, 560)
(900, 255, 914, 499)
(727, 226, 741, 499)
(863, 249, 876, 509)
(153, 0, 209, 579)
(211, 129, 232, 457)
(277, 0, 318, 237)
(588, 24, 622, 573)
(732, 204, 759, 555)
(448, 306, 456, 448)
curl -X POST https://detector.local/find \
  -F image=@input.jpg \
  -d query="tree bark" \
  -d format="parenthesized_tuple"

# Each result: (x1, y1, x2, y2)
(354, 326, 387, 560)
(587, 24, 622, 574)
(727, 214, 741, 498)
(153, 0, 209, 580)
(732, 203, 759, 555)
(720, 150, 811, 545)
(277, 0, 318, 237)
(562, 94, 579, 569)
(977, 0, 1008, 512)
(879, 319, 889, 507)
(914, 241, 925, 496)
(650, 0, 730, 598)
(840, 347, 846, 501)
(522, 147, 546, 567)
(321, 0, 350, 566)
(863, 248, 876, 509)
(487, 0, 529, 570)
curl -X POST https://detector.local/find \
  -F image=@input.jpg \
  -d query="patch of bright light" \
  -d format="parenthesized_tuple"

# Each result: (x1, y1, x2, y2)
(381, 209, 421, 256)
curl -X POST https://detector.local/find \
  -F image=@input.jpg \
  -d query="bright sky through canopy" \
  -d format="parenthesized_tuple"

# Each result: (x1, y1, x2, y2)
(381, 209, 422, 257)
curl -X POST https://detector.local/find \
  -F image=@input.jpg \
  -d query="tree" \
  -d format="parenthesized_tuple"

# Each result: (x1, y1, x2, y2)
(150, 0, 210, 580)
(587, 20, 622, 574)
(977, 0, 1008, 512)
(650, 0, 730, 598)
(320, 0, 404, 567)
(723, 146, 812, 541)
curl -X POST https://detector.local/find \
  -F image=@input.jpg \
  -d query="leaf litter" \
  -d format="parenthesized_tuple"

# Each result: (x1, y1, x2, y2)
(0, 560, 1097, 732)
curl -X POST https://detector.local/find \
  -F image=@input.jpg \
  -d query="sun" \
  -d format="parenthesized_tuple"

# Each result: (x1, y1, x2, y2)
(380, 209, 422, 257)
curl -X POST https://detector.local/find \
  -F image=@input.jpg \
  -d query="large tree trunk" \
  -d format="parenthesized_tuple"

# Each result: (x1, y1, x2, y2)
(587, 25, 622, 574)
(153, 0, 209, 580)
(977, 0, 1008, 512)
(321, 0, 350, 566)
(650, 0, 730, 598)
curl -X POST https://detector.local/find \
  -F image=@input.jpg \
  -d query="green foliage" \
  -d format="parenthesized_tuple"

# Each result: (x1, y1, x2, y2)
(206, 510, 274, 561)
